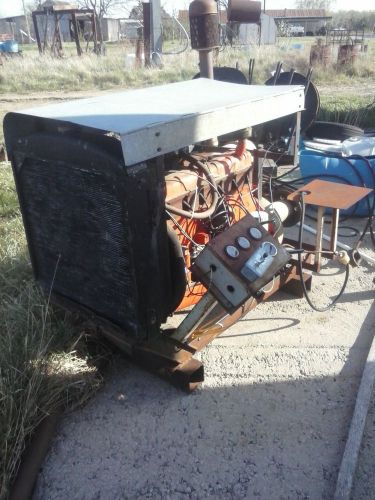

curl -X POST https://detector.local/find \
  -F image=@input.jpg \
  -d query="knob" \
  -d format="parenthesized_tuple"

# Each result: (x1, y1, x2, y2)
(237, 236, 250, 249)
(225, 245, 240, 259)
(249, 227, 262, 240)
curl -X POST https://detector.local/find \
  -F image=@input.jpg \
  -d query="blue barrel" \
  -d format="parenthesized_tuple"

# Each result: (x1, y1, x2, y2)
(2, 40, 18, 53)
(299, 149, 375, 216)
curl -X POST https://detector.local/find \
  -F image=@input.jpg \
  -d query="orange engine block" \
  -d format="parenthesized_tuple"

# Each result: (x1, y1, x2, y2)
(165, 147, 258, 310)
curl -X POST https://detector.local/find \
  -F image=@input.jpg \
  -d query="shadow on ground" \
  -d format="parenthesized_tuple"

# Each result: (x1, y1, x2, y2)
(34, 302, 375, 500)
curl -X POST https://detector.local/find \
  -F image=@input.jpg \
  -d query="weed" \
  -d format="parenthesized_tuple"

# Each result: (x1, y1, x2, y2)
(0, 164, 104, 499)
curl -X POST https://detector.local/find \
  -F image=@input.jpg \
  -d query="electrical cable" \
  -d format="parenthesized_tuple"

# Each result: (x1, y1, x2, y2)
(166, 212, 204, 250)
(160, 16, 190, 55)
(296, 191, 350, 312)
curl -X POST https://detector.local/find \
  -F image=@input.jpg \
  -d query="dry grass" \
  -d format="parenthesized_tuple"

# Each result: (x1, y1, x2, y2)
(0, 163, 105, 500)
(0, 38, 374, 95)
(0, 49, 198, 93)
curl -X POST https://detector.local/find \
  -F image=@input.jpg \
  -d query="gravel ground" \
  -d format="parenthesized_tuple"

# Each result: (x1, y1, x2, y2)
(33, 224, 375, 500)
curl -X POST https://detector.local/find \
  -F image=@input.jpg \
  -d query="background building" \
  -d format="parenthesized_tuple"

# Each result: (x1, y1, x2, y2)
(266, 9, 332, 36)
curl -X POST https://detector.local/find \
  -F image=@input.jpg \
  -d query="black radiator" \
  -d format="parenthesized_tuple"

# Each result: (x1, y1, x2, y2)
(4, 115, 172, 341)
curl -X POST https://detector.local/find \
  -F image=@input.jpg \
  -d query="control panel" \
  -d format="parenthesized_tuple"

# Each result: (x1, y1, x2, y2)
(193, 214, 290, 312)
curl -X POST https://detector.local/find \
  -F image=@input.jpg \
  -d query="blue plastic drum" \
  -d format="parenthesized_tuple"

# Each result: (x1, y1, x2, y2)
(299, 149, 375, 216)
(1, 40, 19, 53)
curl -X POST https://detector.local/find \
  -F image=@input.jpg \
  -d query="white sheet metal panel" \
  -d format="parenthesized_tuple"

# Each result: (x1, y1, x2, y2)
(0, 0, 24, 19)
(20, 79, 305, 165)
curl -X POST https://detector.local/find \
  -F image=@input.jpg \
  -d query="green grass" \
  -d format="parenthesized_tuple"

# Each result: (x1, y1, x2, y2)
(0, 164, 104, 500)
(319, 94, 375, 129)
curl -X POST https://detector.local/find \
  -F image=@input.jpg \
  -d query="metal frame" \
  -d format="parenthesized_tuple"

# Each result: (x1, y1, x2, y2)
(32, 7, 98, 57)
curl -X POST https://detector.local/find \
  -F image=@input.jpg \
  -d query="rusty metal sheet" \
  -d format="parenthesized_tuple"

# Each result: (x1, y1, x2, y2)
(287, 179, 372, 210)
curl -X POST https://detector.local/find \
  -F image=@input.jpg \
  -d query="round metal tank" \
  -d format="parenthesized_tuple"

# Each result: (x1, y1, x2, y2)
(227, 0, 262, 23)
(338, 44, 360, 65)
(310, 44, 331, 66)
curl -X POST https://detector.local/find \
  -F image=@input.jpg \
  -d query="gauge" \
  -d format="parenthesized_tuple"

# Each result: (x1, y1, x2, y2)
(261, 241, 278, 257)
(237, 236, 250, 250)
(249, 227, 262, 240)
(225, 245, 240, 259)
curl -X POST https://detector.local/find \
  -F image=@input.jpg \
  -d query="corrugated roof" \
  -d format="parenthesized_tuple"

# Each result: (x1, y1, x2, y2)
(266, 9, 331, 19)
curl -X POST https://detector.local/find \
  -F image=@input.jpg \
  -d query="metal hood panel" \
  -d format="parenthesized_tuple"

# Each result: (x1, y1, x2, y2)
(17, 78, 304, 165)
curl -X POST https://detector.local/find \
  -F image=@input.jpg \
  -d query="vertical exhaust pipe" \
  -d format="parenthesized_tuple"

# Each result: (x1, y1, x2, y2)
(189, 0, 219, 79)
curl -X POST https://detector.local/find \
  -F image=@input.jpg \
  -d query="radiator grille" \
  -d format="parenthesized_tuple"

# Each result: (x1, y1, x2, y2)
(19, 157, 138, 333)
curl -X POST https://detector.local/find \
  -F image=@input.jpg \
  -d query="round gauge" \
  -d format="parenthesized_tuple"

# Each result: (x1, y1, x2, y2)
(237, 236, 251, 250)
(261, 241, 278, 257)
(225, 245, 240, 259)
(249, 227, 262, 240)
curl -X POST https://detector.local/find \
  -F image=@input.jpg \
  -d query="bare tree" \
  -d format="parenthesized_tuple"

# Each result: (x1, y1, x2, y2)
(295, 0, 335, 9)
(77, 0, 128, 46)
(77, 0, 128, 19)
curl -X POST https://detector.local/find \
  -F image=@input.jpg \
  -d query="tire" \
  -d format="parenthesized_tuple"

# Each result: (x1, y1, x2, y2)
(305, 121, 364, 141)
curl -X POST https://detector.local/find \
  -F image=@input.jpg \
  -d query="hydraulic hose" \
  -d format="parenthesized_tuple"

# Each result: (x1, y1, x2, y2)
(165, 155, 220, 220)
(297, 191, 350, 312)
(166, 224, 187, 312)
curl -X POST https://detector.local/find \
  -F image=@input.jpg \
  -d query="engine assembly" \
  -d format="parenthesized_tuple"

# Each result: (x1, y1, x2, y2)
(4, 1, 371, 391)
(3, 77, 306, 389)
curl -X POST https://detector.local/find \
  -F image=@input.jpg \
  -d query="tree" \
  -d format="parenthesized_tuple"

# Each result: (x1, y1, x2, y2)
(295, 0, 335, 10)
(331, 10, 375, 31)
(77, 0, 128, 19)
(129, 0, 143, 20)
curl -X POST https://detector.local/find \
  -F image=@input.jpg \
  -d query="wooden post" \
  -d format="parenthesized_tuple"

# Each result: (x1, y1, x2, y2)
(71, 12, 82, 56)
(91, 13, 99, 54)
(54, 13, 63, 56)
(32, 12, 42, 54)
(315, 205, 325, 272)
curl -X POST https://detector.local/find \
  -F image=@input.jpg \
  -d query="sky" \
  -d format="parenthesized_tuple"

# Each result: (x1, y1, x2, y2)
(161, 0, 375, 14)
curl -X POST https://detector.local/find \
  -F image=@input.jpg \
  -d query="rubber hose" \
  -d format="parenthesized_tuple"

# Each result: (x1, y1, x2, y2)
(166, 224, 187, 313)
(297, 191, 349, 312)
(165, 155, 219, 220)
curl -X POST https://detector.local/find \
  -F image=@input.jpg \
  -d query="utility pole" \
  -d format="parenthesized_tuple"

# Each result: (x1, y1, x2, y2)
(150, 0, 162, 64)
(143, 0, 163, 66)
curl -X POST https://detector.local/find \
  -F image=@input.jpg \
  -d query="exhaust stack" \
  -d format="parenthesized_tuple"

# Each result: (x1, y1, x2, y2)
(189, 0, 219, 79)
